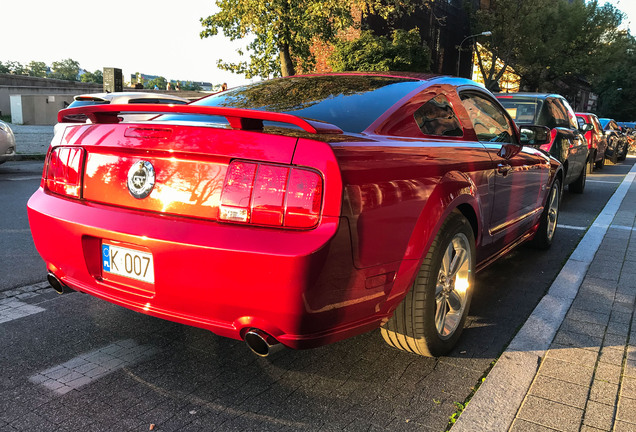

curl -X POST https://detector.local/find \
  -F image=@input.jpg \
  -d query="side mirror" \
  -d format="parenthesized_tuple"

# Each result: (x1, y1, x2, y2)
(579, 123, 593, 132)
(520, 125, 551, 145)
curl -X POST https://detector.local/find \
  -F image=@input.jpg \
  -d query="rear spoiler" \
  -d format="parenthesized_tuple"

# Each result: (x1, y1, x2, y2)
(57, 104, 343, 135)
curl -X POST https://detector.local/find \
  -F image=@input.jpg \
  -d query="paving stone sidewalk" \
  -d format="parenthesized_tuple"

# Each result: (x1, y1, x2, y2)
(509, 178, 636, 432)
(453, 162, 636, 432)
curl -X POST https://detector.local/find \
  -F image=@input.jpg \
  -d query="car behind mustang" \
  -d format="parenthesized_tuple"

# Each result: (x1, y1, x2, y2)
(28, 73, 562, 357)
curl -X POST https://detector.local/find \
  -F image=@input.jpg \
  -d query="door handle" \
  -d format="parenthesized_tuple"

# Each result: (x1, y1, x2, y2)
(497, 163, 512, 175)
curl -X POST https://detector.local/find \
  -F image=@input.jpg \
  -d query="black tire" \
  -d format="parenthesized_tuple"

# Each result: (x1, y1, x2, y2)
(618, 143, 628, 161)
(381, 212, 475, 357)
(595, 153, 605, 169)
(609, 138, 619, 164)
(569, 163, 586, 194)
(587, 153, 595, 174)
(531, 178, 560, 249)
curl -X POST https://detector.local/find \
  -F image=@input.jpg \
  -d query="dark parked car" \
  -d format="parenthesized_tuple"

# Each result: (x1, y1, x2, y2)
(599, 118, 628, 162)
(576, 112, 608, 170)
(496, 93, 588, 193)
(29, 74, 562, 358)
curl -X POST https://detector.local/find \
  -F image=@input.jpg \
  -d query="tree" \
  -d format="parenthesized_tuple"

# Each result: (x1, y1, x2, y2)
(81, 70, 104, 84)
(145, 76, 168, 90)
(473, 0, 624, 92)
(27, 61, 48, 77)
(200, 0, 420, 79)
(181, 81, 202, 91)
(594, 33, 636, 119)
(329, 28, 430, 72)
(50, 58, 80, 81)
(0, 60, 27, 75)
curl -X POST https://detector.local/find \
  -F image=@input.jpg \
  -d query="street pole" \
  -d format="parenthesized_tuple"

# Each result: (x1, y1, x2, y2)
(457, 31, 492, 78)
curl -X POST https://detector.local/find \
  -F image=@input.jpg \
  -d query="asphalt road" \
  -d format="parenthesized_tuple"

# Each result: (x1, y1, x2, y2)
(0, 157, 634, 431)
(0, 161, 46, 290)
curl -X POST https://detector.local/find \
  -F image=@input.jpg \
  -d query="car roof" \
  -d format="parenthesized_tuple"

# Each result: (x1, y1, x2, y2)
(576, 112, 598, 118)
(73, 92, 189, 103)
(494, 92, 564, 100)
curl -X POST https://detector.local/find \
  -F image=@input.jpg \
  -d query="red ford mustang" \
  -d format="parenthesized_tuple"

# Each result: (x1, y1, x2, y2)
(28, 73, 562, 357)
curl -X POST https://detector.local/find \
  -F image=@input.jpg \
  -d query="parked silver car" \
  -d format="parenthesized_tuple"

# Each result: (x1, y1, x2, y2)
(0, 121, 16, 164)
(54, 92, 190, 136)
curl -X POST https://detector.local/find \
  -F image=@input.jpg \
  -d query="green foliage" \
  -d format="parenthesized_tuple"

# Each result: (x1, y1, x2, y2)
(0, 60, 27, 75)
(180, 81, 202, 91)
(144, 76, 168, 90)
(27, 61, 47, 78)
(81, 70, 103, 84)
(474, 0, 625, 93)
(200, 0, 422, 79)
(595, 35, 636, 120)
(329, 28, 430, 72)
(50, 58, 80, 81)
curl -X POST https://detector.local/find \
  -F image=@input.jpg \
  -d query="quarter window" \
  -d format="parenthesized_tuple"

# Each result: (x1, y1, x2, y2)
(460, 93, 515, 143)
(413, 94, 463, 137)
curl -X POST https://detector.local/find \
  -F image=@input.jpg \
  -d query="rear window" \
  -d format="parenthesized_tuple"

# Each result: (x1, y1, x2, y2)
(498, 97, 542, 125)
(68, 100, 109, 108)
(128, 98, 188, 105)
(158, 75, 423, 133)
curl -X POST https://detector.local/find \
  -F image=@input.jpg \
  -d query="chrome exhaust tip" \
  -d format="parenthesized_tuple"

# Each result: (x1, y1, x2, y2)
(47, 273, 74, 294)
(244, 329, 284, 357)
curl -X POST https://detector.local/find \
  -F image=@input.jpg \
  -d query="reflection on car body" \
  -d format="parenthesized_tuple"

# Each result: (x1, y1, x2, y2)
(29, 73, 562, 358)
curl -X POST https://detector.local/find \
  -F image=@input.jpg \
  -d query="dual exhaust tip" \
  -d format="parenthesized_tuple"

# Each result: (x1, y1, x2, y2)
(47, 274, 282, 357)
(47, 273, 74, 295)
(244, 329, 283, 357)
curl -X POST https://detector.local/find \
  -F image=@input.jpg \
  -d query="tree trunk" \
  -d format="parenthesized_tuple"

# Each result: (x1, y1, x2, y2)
(279, 43, 295, 77)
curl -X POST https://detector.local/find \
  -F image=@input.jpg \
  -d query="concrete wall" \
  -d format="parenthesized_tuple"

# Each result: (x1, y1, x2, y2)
(10, 94, 75, 125)
(0, 74, 102, 118)
(0, 73, 210, 124)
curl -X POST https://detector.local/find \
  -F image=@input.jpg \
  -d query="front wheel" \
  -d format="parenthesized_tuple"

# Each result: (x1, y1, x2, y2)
(587, 153, 595, 174)
(530, 178, 561, 249)
(618, 143, 628, 161)
(381, 212, 475, 357)
(569, 163, 586, 194)
(595, 153, 605, 169)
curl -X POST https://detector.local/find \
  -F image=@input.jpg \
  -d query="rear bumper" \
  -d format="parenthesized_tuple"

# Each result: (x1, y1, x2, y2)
(27, 188, 395, 349)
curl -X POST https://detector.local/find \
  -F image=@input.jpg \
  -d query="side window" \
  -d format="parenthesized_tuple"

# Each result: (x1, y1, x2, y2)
(413, 94, 463, 137)
(576, 117, 585, 129)
(558, 98, 579, 130)
(544, 98, 569, 128)
(460, 93, 515, 143)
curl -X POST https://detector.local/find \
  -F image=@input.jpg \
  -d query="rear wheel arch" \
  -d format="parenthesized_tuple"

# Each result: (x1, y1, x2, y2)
(455, 203, 478, 246)
(402, 173, 481, 263)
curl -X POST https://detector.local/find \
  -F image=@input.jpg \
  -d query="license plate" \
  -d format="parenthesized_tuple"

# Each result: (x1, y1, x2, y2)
(102, 242, 154, 284)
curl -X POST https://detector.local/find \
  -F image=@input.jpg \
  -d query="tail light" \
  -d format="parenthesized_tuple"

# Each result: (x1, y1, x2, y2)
(45, 147, 84, 198)
(220, 160, 323, 229)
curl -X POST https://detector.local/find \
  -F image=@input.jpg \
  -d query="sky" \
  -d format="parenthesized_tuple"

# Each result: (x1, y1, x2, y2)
(608, 0, 636, 34)
(1, 0, 252, 87)
(2, 1, 635, 89)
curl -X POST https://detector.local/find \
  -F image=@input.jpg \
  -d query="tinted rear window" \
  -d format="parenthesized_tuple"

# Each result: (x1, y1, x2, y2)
(161, 75, 423, 133)
(68, 100, 109, 108)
